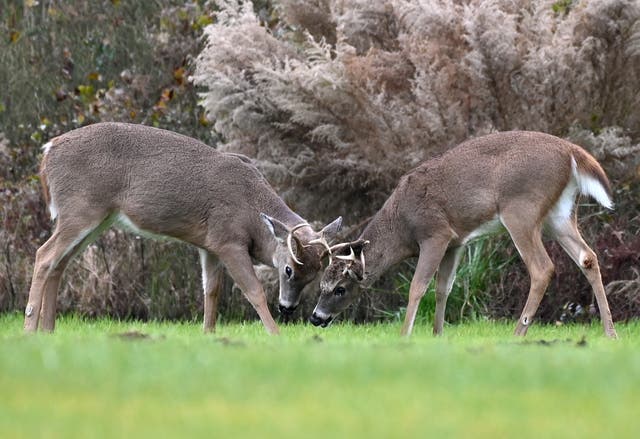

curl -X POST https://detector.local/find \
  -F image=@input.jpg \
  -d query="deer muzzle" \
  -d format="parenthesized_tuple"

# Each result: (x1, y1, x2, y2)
(309, 311, 333, 328)
(278, 303, 298, 315)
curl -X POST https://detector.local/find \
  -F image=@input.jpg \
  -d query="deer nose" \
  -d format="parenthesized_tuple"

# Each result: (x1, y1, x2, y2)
(278, 304, 297, 315)
(309, 312, 332, 328)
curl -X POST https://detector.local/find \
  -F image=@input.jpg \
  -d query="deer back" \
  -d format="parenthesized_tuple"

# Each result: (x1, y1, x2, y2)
(393, 131, 606, 244)
(42, 122, 296, 250)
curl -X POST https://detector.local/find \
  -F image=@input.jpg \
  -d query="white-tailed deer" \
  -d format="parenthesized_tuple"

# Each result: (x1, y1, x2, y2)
(26, 122, 341, 334)
(310, 131, 617, 338)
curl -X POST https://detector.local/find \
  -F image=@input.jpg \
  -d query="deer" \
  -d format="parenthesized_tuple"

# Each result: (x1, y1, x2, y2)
(25, 122, 342, 335)
(308, 131, 618, 338)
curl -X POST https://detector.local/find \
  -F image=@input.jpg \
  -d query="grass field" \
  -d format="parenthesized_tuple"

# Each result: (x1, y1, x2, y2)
(1, 313, 639, 438)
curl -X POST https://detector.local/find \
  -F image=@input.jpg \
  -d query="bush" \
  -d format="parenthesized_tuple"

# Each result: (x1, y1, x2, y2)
(0, 0, 215, 182)
(193, 0, 640, 225)
(0, 1, 222, 320)
(193, 0, 640, 323)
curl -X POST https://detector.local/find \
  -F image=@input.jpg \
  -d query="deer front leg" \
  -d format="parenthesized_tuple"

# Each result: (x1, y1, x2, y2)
(433, 246, 464, 336)
(218, 245, 280, 335)
(401, 237, 451, 336)
(199, 250, 225, 333)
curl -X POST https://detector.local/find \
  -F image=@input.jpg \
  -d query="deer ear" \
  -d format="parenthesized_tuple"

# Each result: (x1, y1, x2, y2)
(319, 216, 343, 242)
(260, 213, 289, 242)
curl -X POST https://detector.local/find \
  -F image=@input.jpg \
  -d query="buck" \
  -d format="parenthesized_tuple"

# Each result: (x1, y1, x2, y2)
(309, 131, 618, 338)
(25, 122, 341, 334)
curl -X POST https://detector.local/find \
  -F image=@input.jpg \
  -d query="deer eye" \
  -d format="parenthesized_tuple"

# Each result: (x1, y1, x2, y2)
(334, 286, 346, 297)
(285, 265, 293, 278)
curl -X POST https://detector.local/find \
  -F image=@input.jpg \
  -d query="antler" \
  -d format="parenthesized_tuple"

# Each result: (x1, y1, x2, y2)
(303, 226, 350, 266)
(335, 240, 370, 279)
(335, 247, 357, 262)
(306, 236, 333, 265)
(287, 223, 311, 265)
(328, 242, 353, 254)
(360, 242, 369, 275)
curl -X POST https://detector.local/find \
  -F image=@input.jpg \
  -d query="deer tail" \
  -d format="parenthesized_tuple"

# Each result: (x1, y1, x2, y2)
(570, 145, 613, 210)
(40, 141, 57, 220)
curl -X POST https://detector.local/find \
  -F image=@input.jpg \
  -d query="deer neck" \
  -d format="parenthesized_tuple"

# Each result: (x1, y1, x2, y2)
(359, 206, 416, 287)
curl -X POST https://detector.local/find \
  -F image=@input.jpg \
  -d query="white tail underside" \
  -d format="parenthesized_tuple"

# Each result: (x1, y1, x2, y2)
(42, 141, 53, 155)
(571, 156, 613, 210)
(42, 141, 59, 220)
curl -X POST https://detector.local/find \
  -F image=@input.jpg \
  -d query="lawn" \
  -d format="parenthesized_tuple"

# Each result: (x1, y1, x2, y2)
(1, 313, 639, 438)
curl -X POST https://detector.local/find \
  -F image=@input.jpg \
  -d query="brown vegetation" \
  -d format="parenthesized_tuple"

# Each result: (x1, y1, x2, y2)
(193, 0, 640, 323)
(1, 0, 639, 324)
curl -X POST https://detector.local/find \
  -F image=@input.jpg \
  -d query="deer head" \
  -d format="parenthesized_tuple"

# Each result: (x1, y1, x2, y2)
(309, 239, 369, 327)
(261, 214, 342, 318)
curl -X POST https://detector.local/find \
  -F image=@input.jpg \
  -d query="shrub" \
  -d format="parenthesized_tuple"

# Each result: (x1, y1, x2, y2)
(193, 0, 640, 225)
(0, 1, 222, 320)
(193, 0, 640, 322)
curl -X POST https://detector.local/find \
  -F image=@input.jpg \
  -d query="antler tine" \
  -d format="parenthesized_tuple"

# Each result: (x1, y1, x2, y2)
(328, 242, 353, 253)
(335, 247, 357, 262)
(287, 232, 304, 266)
(286, 222, 312, 266)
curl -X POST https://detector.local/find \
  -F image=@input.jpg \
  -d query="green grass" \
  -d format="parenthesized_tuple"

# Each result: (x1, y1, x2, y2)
(395, 236, 514, 324)
(1, 313, 639, 438)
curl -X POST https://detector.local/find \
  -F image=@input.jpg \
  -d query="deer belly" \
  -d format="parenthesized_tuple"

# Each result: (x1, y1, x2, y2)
(461, 216, 503, 245)
(114, 211, 202, 243)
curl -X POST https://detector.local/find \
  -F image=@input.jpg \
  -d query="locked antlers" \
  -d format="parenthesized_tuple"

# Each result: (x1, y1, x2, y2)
(261, 214, 343, 266)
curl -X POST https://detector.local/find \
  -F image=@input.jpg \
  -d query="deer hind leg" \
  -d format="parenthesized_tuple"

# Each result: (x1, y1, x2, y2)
(401, 236, 451, 337)
(433, 246, 464, 336)
(199, 249, 225, 333)
(501, 212, 555, 336)
(38, 249, 74, 332)
(26, 213, 114, 332)
(217, 244, 279, 335)
(547, 217, 617, 338)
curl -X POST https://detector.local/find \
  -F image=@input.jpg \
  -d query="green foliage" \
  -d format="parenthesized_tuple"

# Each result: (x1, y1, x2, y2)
(394, 237, 516, 326)
(552, 0, 575, 16)
(0, 0, 214, 181)
(0, 0, 219, 320)
(448, 238, 517, 321)
(1, 314, 640, 438)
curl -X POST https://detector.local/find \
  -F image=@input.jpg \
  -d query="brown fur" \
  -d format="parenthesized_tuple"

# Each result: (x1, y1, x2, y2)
(313, 131, 617, 339)
(26, 123, 341, 335)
